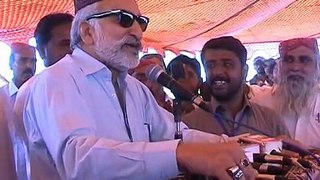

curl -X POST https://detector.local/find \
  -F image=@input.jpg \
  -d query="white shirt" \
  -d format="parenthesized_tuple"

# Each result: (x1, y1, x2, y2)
(250, 85, 320, 148)
(23, 48, 224, 180)
(0, 81, 19, 180)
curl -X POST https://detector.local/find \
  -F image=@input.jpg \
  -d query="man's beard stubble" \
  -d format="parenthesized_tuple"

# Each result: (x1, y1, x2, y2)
(209, 76, 243, 102)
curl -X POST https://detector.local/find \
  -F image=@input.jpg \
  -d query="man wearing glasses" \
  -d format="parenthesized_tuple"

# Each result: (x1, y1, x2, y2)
(0, 42, 36, 180)
(22, 0, 256, 179)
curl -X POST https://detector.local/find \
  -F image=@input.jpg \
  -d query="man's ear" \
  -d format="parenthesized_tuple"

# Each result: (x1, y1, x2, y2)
(243, 64, 249, 80)
(36, 45, 46, 60)
(79, 21, 95, 45)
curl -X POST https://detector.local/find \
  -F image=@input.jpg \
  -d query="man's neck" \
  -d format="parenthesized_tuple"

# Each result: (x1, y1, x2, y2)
(220, 90, 244, 119)
(12, 78, 22, 89)
(110, 66, 121, 82)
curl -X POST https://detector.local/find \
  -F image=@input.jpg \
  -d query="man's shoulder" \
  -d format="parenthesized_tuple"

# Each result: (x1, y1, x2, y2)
(0, 83, 9, 92)
(45, 56, 74, 74)
(36, 56, 80, 84)
(0, 83, 9, 97)
(250, 101, 276, 113)
(249, 101, 280, 121)
(249, 85, 275, 107)
(183, 106, 213, 123)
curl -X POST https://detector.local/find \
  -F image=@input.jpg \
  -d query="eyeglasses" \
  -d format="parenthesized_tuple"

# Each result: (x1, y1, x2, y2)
(86, 9, 149, 32)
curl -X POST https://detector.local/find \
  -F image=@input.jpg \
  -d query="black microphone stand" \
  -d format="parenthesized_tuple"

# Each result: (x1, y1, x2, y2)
(173, 99, 183, 141)
(173, 98, 217, 180)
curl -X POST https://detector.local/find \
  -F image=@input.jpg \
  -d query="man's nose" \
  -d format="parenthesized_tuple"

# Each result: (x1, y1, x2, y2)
(211, 65, 226, 76)
(289, 61, 303, 72)
(129, 21, 143, 41)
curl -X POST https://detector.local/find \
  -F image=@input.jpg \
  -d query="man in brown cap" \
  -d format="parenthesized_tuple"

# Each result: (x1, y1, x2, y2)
(0, 42, 36, 180)
(21, 0, 256, 179)
(251, 37, 320, 149)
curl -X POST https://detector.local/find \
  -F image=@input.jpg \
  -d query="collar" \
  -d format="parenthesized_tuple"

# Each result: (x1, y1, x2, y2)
(210, 95, 251, 114)
(72, 47, 107, 76)
(8, 81, 18, 97)
(72, 47, 128, 80)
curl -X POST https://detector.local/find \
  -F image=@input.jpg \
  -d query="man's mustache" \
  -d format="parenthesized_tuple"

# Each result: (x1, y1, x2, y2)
(287, 74, 304, 81)
(23, 69, 34, 75)
(122, 36, 142, 50)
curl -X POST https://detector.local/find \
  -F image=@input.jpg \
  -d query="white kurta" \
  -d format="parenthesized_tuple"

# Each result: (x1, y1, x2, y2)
(250, 85, 320, 148)
(23, 48, 224, 180)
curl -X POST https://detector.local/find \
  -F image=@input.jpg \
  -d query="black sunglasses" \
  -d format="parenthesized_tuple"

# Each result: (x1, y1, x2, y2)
(86, 9, 149, 32)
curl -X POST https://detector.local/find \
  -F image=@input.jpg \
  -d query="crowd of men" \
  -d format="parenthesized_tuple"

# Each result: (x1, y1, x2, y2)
(0, 0, 319, 179)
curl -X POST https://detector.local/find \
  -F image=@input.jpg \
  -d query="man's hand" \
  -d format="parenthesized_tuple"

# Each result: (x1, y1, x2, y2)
(176, 142, 257, 180)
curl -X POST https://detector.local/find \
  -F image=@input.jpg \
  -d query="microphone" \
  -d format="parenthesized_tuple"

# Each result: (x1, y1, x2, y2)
(270, 149, 300, 159)
(253, 153, 312, 169)
(146, 65, 211, 113)
(256, 174, 288, 180)
(252, 162, 290, 175)
(253, 154, 292, 165)
(282, 140, 320, 165)
(146, 65, 274, 137)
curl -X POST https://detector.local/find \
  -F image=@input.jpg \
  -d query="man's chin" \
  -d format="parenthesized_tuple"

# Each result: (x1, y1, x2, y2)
(23, 74, 34, 80)
(212, 93, 231, 102)
(287, 80, 304, 89)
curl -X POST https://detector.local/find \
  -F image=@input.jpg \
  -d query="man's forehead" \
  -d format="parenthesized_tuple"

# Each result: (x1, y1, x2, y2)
(11, 43, 36, 57)
(204, 49, 239, 61)
(13, 53, 36, 60)
(146, 57, 161, 63)
(144, 57, 164, 67)
(51, 23, 71, 36)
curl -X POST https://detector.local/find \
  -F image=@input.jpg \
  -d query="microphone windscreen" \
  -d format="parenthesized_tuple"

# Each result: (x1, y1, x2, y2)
(145, 65, 163, 82)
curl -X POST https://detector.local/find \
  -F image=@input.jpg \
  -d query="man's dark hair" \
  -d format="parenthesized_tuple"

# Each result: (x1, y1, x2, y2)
(140, 53, 166, 68)
(34, 13, 74, 47)
(167, 54, 202, 80)
(201, 36, 247, 67)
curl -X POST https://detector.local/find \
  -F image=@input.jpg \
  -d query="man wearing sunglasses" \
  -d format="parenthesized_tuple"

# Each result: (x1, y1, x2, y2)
(21, 0, 256, 179)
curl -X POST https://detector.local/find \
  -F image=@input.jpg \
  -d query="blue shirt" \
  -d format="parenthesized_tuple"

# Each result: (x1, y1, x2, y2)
(24, 48, 223, 180)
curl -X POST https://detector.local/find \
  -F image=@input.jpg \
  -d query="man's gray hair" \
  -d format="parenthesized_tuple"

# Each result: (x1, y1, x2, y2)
(70, 3, 100, 50)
